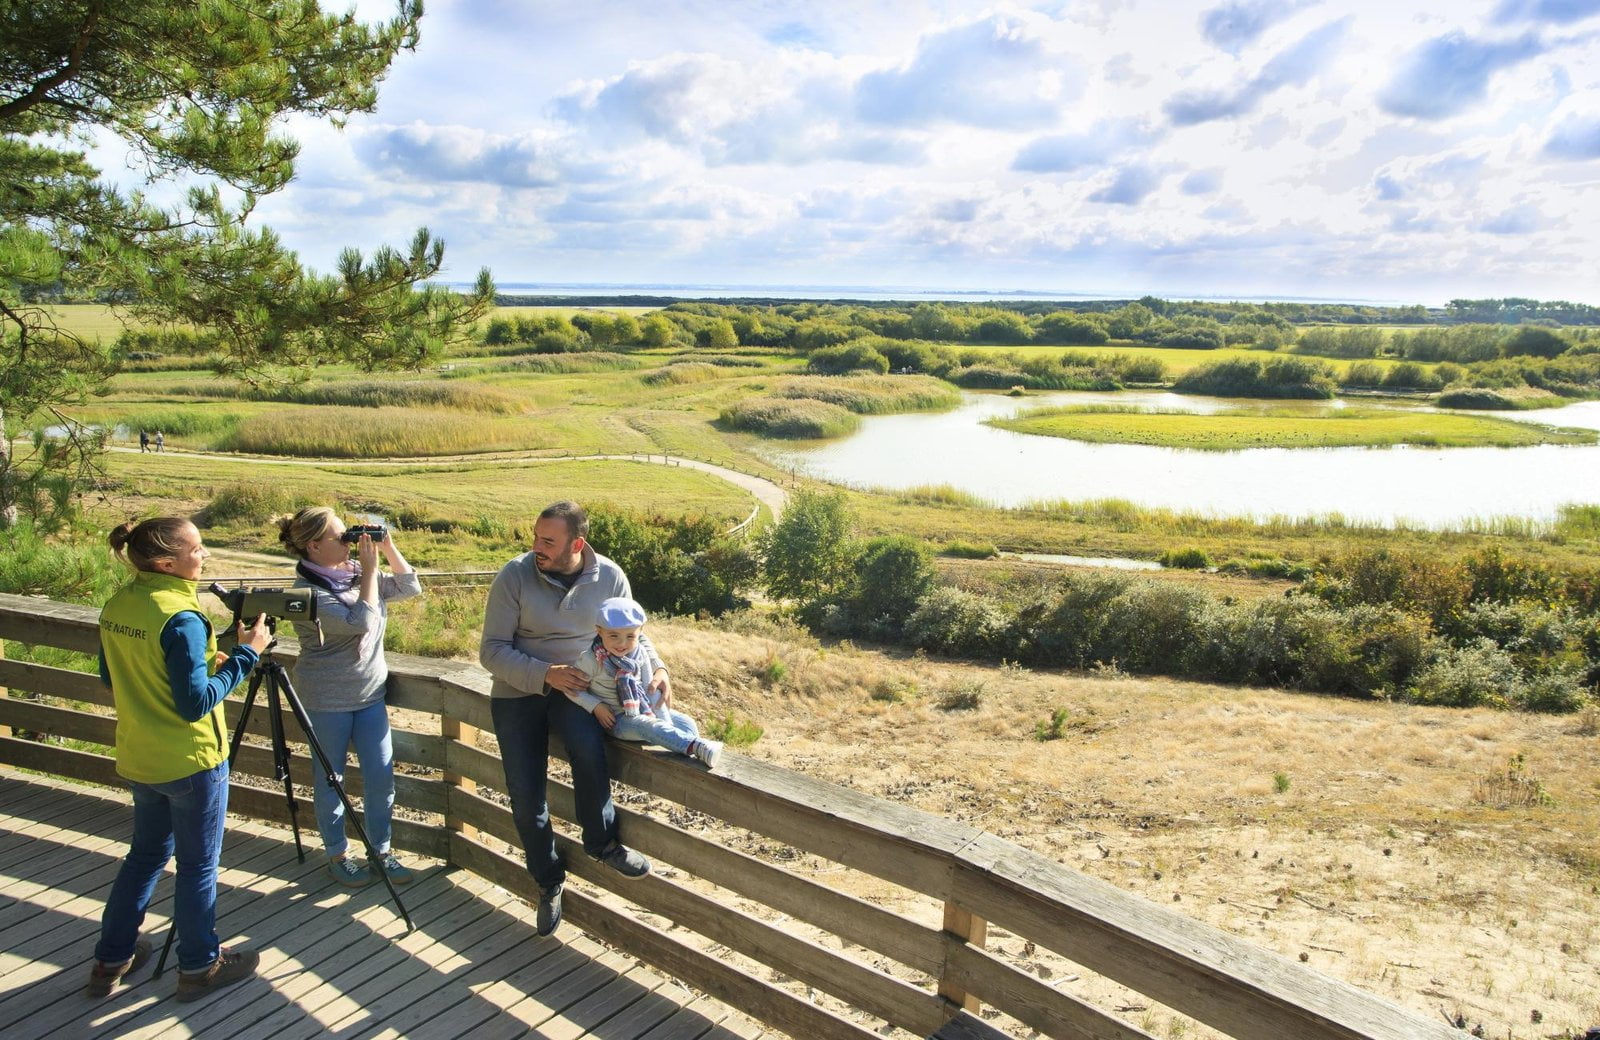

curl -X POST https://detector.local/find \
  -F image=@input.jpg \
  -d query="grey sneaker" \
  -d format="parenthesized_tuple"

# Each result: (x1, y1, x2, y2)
(536, 883, 563, 936)
(85, 936, 152, 997)
(328, 856, 373, 887)
(380, 853, 414, 885)
(595, 841, 650, 879)
(176, 948, 258, 1003)
(692, 739, 723, 769)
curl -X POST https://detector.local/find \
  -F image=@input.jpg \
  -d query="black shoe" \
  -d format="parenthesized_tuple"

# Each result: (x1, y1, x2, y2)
(536, 883, 563, 936)
(595, 841, 650, 879)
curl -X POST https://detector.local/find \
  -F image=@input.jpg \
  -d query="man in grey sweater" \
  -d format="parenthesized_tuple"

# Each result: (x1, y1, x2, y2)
(479, 500, 667, 936)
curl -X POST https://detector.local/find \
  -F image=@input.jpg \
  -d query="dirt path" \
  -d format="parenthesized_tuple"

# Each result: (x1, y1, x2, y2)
(109, 445, 788, 518)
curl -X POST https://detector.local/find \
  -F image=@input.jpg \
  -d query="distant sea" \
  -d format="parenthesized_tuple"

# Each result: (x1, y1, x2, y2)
(445, 281, 1417, 306)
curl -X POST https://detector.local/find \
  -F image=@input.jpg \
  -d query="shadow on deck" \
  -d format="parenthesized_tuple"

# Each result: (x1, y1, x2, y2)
(0, 770, 766, 1040)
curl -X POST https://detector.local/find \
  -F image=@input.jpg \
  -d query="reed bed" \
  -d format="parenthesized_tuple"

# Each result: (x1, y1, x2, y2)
(158, 378, 522, 412)
(718, 397, 860, 439)
(643, 362, 724, 386)
(221, 406, 547, 457)
(772, 374, 960, 414)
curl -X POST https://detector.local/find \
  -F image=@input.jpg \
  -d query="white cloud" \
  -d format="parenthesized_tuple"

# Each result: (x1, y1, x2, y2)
(248, 1, 1600, 302)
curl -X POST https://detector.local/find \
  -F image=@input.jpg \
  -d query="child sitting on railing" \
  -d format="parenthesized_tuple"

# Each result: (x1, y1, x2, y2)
(564, 597, 721, 768)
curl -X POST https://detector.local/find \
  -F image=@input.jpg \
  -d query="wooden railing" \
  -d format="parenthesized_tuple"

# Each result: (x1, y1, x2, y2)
(0, 592, 1461, 1040)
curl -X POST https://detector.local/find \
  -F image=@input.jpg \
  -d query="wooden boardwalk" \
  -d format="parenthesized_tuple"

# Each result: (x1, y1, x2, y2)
(0, 770, 770, 1040)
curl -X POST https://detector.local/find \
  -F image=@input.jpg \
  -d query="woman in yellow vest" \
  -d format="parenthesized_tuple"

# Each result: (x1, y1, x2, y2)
(87, 517, 271, 1003)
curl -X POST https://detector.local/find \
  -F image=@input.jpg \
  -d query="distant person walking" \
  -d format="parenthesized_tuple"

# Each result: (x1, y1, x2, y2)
(138, 431, 150, 453)
(154, 430, 164, 452)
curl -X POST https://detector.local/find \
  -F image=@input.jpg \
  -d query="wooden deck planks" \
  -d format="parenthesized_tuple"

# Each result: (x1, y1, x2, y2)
(0, 770, 768, 1040)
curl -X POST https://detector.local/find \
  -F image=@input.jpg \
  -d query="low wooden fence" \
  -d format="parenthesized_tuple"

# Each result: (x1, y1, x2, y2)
(0, 592, 1460, 1040)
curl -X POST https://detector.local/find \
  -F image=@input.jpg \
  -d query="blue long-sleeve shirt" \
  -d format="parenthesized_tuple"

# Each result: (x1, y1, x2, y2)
(100, 611, 259, 723)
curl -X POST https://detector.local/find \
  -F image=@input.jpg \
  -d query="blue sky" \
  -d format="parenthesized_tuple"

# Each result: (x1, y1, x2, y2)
(247, 0, 1600, 302)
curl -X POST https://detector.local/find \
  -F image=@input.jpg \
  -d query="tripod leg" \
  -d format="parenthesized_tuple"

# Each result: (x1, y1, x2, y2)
(227, 668, 266, 765)
(277, 673, 414, 933)
(153, 912, 178, 978)
(263, 671, 306, 862)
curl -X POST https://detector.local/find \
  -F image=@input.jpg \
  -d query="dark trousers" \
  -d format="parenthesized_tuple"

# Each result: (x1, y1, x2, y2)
(490, 690, 619, 890)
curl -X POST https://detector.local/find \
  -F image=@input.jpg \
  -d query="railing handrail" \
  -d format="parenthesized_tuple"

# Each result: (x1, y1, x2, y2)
(0, 592, 1461, 1040)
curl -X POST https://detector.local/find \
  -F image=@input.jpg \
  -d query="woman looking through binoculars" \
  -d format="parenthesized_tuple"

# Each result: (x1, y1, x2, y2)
(276, 507, 421, 887)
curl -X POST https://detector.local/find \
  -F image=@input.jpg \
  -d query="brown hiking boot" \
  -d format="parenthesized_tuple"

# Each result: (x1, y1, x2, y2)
(85, 936, 153, 997)
(175, 948, 259, 1003)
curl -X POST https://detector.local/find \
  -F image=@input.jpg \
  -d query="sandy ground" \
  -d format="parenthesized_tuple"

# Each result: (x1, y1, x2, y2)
(641, 616, 1600, 1040)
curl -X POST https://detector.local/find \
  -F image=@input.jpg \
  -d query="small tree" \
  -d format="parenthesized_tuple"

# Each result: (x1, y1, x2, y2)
(761, 489, 855, 606)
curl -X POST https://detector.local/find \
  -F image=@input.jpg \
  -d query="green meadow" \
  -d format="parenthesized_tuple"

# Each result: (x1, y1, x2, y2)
(30, 300, 1600, 581)
(989, 404, 1598, 450)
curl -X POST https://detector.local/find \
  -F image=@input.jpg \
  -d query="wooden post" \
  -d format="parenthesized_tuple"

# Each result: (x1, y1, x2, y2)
(938, 900, 987, 1013)
(0, 638, 9, 738)
(442, 716, 479, 841)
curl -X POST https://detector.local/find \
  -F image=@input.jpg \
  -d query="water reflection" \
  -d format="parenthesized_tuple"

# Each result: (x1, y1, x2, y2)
(766, 391, 1600, 527)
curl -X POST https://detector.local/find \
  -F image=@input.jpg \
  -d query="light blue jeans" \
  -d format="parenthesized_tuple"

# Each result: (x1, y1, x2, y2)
(96, 760, 230, 972)
(611, 708, 701, 755)
(305, 701, 394, 859)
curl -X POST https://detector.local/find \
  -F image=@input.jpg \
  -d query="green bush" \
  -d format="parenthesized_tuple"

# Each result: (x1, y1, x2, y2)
(807, 342, 890, 375)
(1172, 357, 1336, 399)
(905, 587, 1012, 658)
(588, 508, 757, 617)
(1436, 388, 1518, 409)
(773, 375, 958, 414)
(200, 482, 317, 525)
(1407, 640, 1524, 708)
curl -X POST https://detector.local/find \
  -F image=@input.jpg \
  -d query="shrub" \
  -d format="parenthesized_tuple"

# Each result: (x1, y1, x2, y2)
(588, 508, 757, 617)
(1034, 708, 1070, 741)
(200, 482, 316, 525)
(705, 713, 764, 747)
(839, 535, 935, 641)
(1436, 388, 1518, 409)
(936, 678, 986, 710)
(905, 587, 1011, 658)
(808, 342, 889, 375)
(1407, 640, 1522, 708)
(1172, 357, 1336, 399)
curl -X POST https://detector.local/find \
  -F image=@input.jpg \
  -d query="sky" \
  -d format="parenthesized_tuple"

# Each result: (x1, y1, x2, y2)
(240, 0, 1600, 303)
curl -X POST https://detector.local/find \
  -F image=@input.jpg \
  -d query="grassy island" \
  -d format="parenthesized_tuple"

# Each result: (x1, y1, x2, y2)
(987, 404, 1599, 450)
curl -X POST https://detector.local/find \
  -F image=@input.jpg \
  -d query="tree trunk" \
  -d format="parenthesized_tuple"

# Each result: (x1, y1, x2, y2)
(0, 404, 17, 529)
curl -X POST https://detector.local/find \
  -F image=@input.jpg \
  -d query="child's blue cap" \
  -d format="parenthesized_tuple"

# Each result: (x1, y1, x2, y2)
(596, 597, 647, 629)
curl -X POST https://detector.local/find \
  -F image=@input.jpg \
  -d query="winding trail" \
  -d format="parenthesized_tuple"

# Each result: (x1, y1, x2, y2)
(109, 445, 789, 518)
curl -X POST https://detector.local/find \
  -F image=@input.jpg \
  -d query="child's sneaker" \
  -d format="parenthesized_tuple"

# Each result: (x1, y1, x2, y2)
(380, 853, 414, 885)
(328, 856, 373, 887)
(692, 739, 722, 768)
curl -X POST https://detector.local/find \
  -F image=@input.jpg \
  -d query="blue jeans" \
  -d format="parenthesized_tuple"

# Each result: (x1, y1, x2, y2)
(611, 708, 700, 755)
(96, 761, 229, 972)
(490, 691, 619, 889)
(306, 701, 394, 859)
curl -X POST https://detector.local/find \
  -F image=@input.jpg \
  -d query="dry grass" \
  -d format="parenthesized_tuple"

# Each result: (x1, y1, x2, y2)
(639, 613, 1600, 1039)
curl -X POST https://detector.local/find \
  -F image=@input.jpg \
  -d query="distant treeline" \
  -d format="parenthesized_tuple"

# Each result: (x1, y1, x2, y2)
(493, 294, 1600, 327)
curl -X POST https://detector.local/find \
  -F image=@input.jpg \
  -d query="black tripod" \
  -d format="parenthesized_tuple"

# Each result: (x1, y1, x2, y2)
(153, 636, 414, 976)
